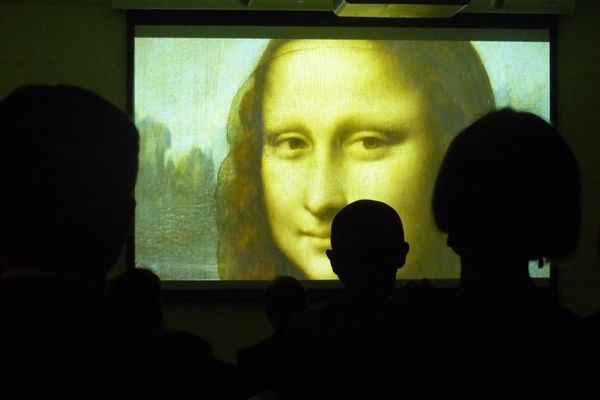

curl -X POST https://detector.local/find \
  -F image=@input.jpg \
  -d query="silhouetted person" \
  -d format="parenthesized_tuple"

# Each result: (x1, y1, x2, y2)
(109, 268, 215, 355)
(110, 269, 238, 399)
(0, 85, 179, 398)
(164, 330, 240, 400)
(583, 225, 600, 395)
(430, 108, 582, 399)
(238, 276, 308, 398)
(110, 268, 166, 336)
(277, 199, 409, 399)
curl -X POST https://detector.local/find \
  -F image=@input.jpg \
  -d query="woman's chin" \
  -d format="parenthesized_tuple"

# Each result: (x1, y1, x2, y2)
(296, 257, 337, 280)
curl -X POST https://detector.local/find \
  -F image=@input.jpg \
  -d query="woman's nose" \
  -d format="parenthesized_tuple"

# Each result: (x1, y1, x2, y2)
(303, 154, 346, 219)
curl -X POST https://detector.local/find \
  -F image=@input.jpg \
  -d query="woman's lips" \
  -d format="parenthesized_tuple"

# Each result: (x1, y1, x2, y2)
(301, 229, 331, 240)
(301, 229, 332, 251)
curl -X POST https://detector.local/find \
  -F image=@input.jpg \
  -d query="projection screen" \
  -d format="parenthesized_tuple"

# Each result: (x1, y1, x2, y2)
(133, 25, 551, 282)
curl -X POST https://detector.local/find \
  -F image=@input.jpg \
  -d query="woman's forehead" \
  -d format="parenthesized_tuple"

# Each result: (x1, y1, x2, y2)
(267, 40, 402, 67)
(272, 39, 381, 56)
(263, 40, 405, 77)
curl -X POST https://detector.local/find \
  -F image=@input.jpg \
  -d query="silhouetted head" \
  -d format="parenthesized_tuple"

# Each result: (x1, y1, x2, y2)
(433, 109, 580, 265)
(326, 200, 409, 294)
(0, 85, 138, 282)
(264, 275, 308, 330)
(110, 268, 164, 335)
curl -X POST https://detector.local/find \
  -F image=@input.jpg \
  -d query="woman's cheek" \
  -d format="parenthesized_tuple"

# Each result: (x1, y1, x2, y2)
(347, 151, 428, 210)
(262, 156, 303, 210)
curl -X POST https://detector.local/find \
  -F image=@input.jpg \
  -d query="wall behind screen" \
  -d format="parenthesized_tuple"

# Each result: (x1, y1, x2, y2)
(0, 0, 599, 363)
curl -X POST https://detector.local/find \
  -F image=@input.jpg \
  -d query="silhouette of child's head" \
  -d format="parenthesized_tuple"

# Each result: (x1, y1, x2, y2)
(264, 275, 308, 330)
(433, 109, 580, 262)
(327, 200, 409, 292)
(0, 85, 138, 280)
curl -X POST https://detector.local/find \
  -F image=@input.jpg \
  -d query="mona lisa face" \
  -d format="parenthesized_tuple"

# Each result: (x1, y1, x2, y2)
(260, 40, 449, 279)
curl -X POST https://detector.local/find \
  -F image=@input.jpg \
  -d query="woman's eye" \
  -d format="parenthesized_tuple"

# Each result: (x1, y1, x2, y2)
(345, 131, 396, 160)
(264, 133, 310, 159)
(284, 137, 308, 150)
(361, 136, 386, 150)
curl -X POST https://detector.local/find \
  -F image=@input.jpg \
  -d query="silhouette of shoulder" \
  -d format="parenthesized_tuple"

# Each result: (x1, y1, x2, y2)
(0, 277, 176, 398)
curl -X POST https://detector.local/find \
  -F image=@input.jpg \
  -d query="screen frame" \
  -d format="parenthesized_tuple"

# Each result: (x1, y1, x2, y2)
(127, 10, 558, 296)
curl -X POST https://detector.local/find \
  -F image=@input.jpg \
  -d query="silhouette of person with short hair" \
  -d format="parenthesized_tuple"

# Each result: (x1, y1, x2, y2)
(326, 200, 409, 300)
(237, 276, 308, 398)
(277, 199, 409, 399)
(430, 108, 582, 399)
(0, 85, 180, 398)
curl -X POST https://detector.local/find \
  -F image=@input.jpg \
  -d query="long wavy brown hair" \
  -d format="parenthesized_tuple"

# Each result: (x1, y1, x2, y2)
(216, 39, 495, 280)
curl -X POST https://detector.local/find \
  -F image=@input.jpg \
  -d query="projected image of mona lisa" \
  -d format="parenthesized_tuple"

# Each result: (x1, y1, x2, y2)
(134, 35, 550, 281)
